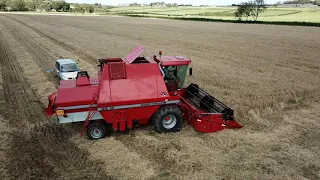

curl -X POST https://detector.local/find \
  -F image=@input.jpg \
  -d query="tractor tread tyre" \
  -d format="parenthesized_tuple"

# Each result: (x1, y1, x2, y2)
(86, 121, 107, 140)
(153, 105, 182, 133)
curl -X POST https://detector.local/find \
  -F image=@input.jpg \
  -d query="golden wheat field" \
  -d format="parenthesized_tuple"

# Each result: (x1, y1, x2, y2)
(0, 13, 319, 180)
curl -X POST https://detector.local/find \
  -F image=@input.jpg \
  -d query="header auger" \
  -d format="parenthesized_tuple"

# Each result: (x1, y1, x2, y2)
(45, 45, 243, 140)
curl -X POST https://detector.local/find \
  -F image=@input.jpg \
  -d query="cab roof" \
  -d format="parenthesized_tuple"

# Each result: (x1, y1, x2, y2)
(56, 59, 76, 65)
(146, 56, 191, 66)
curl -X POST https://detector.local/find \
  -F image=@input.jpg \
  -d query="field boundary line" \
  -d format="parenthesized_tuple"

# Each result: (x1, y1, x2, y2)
(116, 14, 320, 27)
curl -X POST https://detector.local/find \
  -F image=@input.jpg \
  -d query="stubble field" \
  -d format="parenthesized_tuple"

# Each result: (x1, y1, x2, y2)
(0, 14, 319, 180)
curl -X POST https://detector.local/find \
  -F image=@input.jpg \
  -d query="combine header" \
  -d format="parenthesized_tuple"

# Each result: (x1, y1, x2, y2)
(45, 45, 242, 139)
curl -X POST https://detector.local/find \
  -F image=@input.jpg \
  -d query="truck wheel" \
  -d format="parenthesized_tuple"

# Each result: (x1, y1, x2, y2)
(153, 105, 182, 133)
(87, 121, 107, 140)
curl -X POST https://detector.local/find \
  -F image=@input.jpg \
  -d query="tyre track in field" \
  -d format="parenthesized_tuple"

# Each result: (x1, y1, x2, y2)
(113, 126, 205, 179)
(0, 47, 10, 179)
(0, 17, 60, 86)
(3, 14, 97, 64)
(0, 18, 114, 180)
(0, 24, 59, 179)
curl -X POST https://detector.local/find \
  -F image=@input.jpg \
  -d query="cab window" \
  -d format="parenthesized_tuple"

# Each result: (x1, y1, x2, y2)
(162, 65, 189, 89)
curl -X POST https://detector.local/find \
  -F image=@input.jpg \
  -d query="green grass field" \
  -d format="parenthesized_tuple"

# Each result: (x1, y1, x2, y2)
(106, 6, 320, 23)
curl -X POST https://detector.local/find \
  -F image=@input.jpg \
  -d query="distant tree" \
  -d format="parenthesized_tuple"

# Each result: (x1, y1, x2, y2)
(25, 0, 43, 11)
(300, 0, 312, 3)
(275, 1, 282, 6)
(40, 0, 53, 11)
(8, 0, 26, 11)
(149, 2, 158, 6)
(234, 2, 254, 20)
(73, 3, 85, 13)
(73, 3, 94, 13)
(86, 4, 94, 13)
(251, 0, 267, 20)
(149, 2, 166, 6)
(234, 0, 267, 21)
(0, 0, 8, 11)
(166, 3, 177, 7)
(51, 1, 70, 12)
(129, 2, 140, 6)
(63, 1, 70, 11)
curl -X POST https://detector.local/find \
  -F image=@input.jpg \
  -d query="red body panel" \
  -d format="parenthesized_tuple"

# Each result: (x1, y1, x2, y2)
(99, 106, 159, 131)
(59, 78, 99, 88)
(126, 106, 159, 123)
(110, 78, 157, 101)
(45, 92, 57, 116)
(76, 76, 90, 86)
(55, 86, 98, 107)
(123, 44, 145, 64)
(98, 97, 179, 107)
(126, 64, 162, 79)
(98, 81, 111, 104)
(98, 63, 170, 105)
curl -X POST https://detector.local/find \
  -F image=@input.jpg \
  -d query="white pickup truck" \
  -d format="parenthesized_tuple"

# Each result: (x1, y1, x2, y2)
(54, 59, 80, 80)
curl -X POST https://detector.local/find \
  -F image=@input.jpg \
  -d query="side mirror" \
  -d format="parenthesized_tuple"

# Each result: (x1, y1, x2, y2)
(189, 68, 192, 76)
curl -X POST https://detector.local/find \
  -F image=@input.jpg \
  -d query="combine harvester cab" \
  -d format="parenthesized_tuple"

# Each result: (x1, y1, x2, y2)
(45, 45, 242, 139)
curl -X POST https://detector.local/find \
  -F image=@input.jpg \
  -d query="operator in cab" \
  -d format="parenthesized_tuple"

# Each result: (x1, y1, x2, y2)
(163, 66, 180, 91)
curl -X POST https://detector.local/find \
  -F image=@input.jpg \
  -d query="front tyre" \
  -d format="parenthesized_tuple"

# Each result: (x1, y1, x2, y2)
(153, 105, 182, 133)
(87, 121, 107, 140)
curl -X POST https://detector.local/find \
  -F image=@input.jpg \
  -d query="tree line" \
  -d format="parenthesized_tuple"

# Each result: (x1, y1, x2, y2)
(0, 0, 69, 11)
(0, 0, 113, 13)
(127, 2, 193, 7)
(283, 0, 320, 5)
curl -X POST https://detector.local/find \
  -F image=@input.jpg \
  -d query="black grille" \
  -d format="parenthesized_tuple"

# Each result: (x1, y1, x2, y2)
(185, 83, 234, 120)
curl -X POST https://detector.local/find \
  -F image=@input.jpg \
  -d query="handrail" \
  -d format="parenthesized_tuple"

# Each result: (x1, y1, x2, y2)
(158, 62, 165, 78)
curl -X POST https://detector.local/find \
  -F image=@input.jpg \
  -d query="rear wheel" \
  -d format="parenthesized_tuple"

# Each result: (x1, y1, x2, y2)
(87, 121, 107, 140)
(153, 105, 182, 133)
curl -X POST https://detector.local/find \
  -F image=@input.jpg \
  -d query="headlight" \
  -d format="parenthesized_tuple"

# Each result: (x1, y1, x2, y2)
(56, 110, 64, 116)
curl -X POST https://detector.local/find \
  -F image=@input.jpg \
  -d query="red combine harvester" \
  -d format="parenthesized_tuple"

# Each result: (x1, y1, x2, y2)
(45, 45, 242, 139)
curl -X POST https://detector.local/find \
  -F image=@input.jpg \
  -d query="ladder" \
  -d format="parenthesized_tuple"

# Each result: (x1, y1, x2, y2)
(80, 70, 103, 137)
